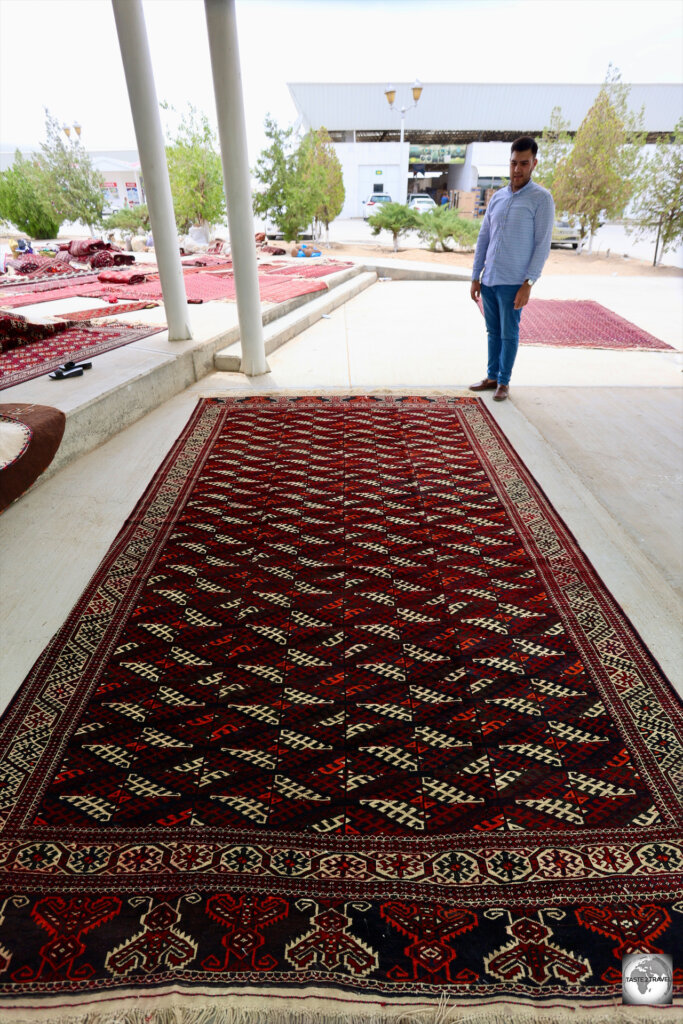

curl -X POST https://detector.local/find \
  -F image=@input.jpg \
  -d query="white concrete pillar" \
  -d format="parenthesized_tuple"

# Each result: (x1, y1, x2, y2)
(204, 0, 267, 376)
(111, 0, 192, 342)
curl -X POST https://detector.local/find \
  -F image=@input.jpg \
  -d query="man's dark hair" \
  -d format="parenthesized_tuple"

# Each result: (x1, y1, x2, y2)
(511, 136, 538, 157)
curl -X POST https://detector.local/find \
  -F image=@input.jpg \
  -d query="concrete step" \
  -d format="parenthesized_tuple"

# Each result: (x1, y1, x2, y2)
(214, 269, 377, 371)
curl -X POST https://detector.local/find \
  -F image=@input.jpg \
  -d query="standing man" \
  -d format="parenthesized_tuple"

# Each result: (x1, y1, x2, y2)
(470, 137, 554, 401)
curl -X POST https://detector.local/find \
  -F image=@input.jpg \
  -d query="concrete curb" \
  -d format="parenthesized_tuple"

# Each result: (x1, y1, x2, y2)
(214, 269, 377, 370)
(359, 259, 471, 282)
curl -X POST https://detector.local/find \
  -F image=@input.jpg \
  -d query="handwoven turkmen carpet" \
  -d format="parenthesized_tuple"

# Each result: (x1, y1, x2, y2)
(0, 322, 165, 391)
(53, 301, 161, 322)
(0, 396, 681, 1022)
(478, 298, 672, 351)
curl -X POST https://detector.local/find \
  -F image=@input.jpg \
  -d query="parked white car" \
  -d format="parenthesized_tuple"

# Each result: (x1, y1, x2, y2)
(408, 194, 437, 213)
(362, 194, 392, 220)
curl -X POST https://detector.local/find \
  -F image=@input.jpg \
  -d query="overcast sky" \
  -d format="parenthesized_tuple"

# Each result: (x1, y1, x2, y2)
(1, 0, 681, 163)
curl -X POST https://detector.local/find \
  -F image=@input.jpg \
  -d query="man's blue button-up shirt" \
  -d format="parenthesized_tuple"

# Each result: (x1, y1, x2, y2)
(472, 180, 555, 286)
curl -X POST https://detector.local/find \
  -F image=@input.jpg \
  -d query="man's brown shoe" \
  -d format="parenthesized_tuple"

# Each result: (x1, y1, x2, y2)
(469, 378, 498, 391)
(493, 385, 509, 402)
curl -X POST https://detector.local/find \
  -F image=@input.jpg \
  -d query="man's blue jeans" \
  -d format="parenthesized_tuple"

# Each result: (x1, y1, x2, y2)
(480, 283, 522, 386)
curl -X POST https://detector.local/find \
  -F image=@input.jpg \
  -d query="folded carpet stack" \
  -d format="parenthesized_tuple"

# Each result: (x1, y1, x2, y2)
(96, 268, 149, 286)
(67, 239, 107, 258)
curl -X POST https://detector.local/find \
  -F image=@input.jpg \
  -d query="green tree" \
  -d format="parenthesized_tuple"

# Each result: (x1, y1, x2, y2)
(37, 110, 105, 232)
(252, 116, 318, 242)
(627, 118, 683, 265)
(368, 202, 419, 252)
(104, 204, 151, 234)
(553, 67, 645, 250)
(0, 150, 61, 238)
(298, 127, 345, 240)
(414, 206, 480, 252)
(536, 106, 572, 193)
(163, 103, 225, 234)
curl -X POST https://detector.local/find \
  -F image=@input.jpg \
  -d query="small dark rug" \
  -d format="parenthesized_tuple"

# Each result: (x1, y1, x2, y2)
(0, 396, 680, 1021)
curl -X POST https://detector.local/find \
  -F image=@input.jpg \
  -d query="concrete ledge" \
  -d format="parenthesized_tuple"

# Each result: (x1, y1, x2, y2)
(359, 259, 471, 282)
(214, 270, 378, 370)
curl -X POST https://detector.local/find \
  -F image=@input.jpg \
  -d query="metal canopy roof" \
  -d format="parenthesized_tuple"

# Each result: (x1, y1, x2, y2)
(288, 82, 683, 141)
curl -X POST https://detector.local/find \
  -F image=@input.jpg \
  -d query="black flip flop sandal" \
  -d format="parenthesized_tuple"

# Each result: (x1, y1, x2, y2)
(58, 360, 92, 372)
(49, 366, 84, 379)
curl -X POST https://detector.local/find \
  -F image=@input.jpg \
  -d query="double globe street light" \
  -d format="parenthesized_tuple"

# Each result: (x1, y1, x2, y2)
(383, 79, 423, 144)
(384, 80, 423, 203)
(62, 122, 82, 140)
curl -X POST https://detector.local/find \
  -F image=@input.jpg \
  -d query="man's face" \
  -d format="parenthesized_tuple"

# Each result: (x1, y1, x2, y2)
(509, 149, 537, 191)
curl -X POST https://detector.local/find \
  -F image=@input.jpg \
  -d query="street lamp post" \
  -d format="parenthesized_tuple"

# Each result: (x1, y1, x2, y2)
(384, 80, 423, 202)
(62, 122, 82, 141)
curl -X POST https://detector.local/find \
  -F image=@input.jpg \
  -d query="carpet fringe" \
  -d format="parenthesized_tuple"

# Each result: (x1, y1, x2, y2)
(3, 996, 680, 1024)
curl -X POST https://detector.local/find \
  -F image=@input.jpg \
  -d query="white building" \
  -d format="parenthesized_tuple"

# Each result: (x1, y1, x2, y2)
(287, 82, 683, 218)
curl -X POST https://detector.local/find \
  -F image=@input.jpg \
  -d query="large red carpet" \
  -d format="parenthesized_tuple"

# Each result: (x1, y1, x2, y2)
(479, 298, 672, 350)
(0, 396, 680, 1021)
(0, 322, 166, 390)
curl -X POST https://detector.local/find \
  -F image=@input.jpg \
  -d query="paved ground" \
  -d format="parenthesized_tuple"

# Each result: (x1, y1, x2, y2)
(1, 268, 681, 710)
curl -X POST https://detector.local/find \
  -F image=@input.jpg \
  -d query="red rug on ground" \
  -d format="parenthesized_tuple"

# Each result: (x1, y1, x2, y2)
(0, 322, 165, 390)
(125, 272, 329, 304)
(53, 301, 161, 321)
(265, 260, 355, 278)
(0, 396, 680, 1021)
(0, 278, 106, 308)
(478, 297, 672, 350)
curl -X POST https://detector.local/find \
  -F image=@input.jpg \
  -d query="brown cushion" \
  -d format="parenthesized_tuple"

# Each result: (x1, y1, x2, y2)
(0, 404, 66, 511)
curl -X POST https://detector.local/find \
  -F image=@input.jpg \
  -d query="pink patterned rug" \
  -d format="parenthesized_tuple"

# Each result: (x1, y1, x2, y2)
(0, 322, 166, 391)
(80, 272, 329, 304)
(265, 260, 354, 278)
(0, 274, 107, 303)
(478, 298, 671, 351)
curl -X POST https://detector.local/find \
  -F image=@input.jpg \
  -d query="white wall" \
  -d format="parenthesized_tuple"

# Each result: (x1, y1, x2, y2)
(448, 147, 475, 191)
(97, 170, 145, 209)
(333, 141, 407, 218)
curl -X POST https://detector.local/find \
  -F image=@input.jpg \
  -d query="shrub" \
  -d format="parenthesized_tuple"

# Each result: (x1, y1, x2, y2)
(103, 204, 151, 233)
(368, 203, 419, 252)
(415, 206, 480, 251)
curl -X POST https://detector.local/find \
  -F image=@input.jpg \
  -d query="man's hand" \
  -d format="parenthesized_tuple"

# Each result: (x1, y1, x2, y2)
(514, 282, 532, 309)
(470, 280, 481, 302)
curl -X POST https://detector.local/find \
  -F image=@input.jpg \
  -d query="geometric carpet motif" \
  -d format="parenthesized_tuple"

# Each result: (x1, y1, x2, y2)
(479, 298, 672, 350)
(0, 322, 166, 391)
(0, 396, 680, 1020)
